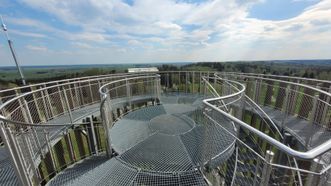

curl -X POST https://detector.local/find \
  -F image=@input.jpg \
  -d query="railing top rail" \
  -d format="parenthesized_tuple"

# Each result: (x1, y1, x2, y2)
(0, 73, 151, 111)
(1, 70, 331, 159)
(0, 115, 87, 127)
(220, 72, 331, 85)
(214, 74, 284, 139)
(216, 72, 331, 98)
(99, 74, 160, 96)
(0, 72, 151, 94)
(2, 70, 329, 94)
(203, 95, 331, 159)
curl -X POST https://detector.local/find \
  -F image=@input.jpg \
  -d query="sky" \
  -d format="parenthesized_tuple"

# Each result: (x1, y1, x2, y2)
(0, 0, 330, 66)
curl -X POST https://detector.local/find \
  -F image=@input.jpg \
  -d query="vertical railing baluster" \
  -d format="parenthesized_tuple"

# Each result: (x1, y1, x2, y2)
(260, 150, 274, 186)
(281, 86, 290, 129)
(101, 95, 113, 157)
(44, 130, 57, 174)
(57, 83, 66, 114)
(306, 158, 325, 186)
(44, 86, 55, 118)
(62, 86, 73, 123)
(89, 80, 94, 103)
(90, 116, 99, 155)
(309, 95, 319, 125)
(21, 128, 41, 182)
(321, 85, 331, 126)
(0, 124, 32, 186)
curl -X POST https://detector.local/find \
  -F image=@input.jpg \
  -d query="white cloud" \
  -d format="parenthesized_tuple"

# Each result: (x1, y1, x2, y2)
(71, 42, 93, 49)
(25, 45, 48, 51)
(69, 33, 108, 42)
(128, 39, 141, 45)
(155, 22, 182, 31)
(10, 30, 47, 38)
(6, 0, 331, 64)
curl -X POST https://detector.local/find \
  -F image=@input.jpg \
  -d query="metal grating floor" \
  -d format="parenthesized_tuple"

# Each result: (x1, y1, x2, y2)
(0, 148, 19, 186)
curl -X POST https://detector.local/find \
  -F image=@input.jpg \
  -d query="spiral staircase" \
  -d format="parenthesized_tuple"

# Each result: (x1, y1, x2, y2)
(0, 71, 330, 186)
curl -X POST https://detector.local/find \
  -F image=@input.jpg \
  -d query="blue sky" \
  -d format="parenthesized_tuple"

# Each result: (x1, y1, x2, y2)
(0, 0, 330, 66)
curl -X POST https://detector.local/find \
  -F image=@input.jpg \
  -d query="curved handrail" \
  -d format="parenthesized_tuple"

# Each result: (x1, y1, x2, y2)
(1, 70, 330, 158)
(0, 70, 330, 186)
(203, 96, 331, 159)
(216, 72, 331, 98)
(99, 74, 160, 120)
(0, 72, 149, 94)
(0, 73, 152, 111)
(221, 72, 331, 86)
(0, 115, 86, 127)
(215, 74, 284, 139)
(99, 74, 160, 96)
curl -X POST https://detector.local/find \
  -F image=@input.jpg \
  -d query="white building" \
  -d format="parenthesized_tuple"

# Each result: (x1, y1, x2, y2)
(128, 67, 159, 73)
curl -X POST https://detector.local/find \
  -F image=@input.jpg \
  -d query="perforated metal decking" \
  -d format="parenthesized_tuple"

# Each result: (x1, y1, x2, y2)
(48, 94, 236, 186)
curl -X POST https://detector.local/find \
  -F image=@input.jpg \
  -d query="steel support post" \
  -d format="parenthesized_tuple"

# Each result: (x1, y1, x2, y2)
(74, 83, 81, 107)
(192, 72, 195, 93)
(321, 85, 331, 126)
(22, 99, 34, 124)
(253, 158, 261, 186)
(185, 72, 188, 93)
(157, 78, 162, 102)
(44, 86, 55, 118)
(88, 80, 94, 103)
(236, 92, 245, 120)
(21, 128, 41, 182)
(254, 79, 261, 103)
(281, 87, 290, 129)
(31, 89, 43, 123)
(98, 81, 102, 101)
(67, 84, 76, 108)
(166, 73, 169, 89)
(16, 91, 29, 123)
(260, 150, 274, 186)
(290, 82, 299, 114)
(78, 82, 85, 106)
(153, 78, 157, 104)
(101, 96, 113, 157)
(40, 87, 49, 121)
(9, 127, 33, 186)
(31, 127, 43, 159)
(306, 158, 326, 186)
(221, 78, 227, 97)
(57, 83, 66, 113)
(62, 86, 73, 124)
(178, 72, 181, 93)
(213, 74, 216, 89)
(199, 72, 202, 94)
(44, 130, 57, 173)
(65, 129, 76, 162)
(23, 101, 43, 157)
(90, 116, 99, 155)
(203, 79, 207, 96)
(309, 95, 319, 125)
(126, 79, 131, 107)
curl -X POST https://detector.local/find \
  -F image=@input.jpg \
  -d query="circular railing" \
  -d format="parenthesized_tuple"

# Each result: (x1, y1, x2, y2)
(0, 73, 156, 185)
(0, 71, 330, 186)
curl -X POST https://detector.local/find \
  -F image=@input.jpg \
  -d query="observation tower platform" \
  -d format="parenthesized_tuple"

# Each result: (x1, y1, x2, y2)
(0, 72, 330, 186)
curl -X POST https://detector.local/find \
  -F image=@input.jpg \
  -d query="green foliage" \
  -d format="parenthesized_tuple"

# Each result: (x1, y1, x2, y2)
(182, 61, 331, 80)
(1, 61, 331, 89)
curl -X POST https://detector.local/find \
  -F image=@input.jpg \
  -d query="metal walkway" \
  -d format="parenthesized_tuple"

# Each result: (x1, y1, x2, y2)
(47, 94, 235, 186)
(0, 147, 19, 186)
(1, 94, 330, 185)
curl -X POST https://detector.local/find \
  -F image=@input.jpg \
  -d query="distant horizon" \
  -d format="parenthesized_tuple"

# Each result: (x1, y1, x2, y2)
(1, 59, 331, 68)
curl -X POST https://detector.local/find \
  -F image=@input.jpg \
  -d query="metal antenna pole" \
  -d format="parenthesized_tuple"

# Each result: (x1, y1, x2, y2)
(1, 15, 26, 85)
